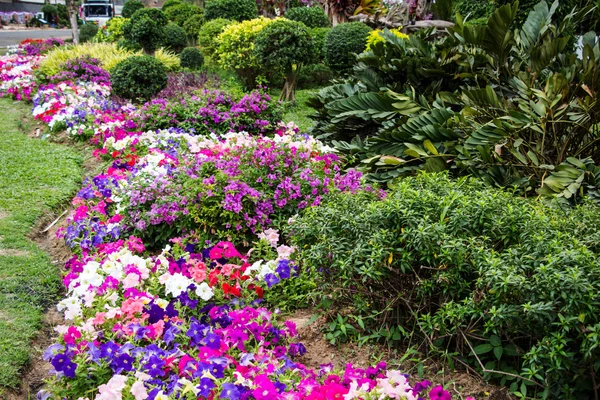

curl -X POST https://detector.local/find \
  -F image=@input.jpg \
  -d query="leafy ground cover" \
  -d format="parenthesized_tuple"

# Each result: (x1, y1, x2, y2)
(0, 98, 82, 389)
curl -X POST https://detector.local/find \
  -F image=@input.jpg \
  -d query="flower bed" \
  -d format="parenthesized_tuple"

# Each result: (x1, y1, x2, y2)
(1, 40, 468, 400)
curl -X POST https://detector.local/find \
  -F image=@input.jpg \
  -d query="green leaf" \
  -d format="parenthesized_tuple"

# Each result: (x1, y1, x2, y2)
(473, 343, 493, 354)
(423, 139, 439, 155)
(490, 335, 501, 347)
(493, 345, 504, 360)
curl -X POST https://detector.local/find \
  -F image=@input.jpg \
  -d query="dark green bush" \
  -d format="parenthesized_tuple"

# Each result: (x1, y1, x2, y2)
(324, 22, 371, 72)
(290, 172, 600, 398)
(111, 55, 168, 102)
(453, 0, 496, 22)
(297, 63, 333, 89)
(41, 4, 57, 21)
(117, 38, 142, 52)
(121, 0, 144, 18)
(165, 3, 202, 27)
(197, 18, 232, 60)
(79, 23, 99, 43)
(179, 46, 204, 69)
(308, 27, 330, 62)
(255, 19, 313, 102)
(285, 6, 331, 28)
(123, 8, 168, 54)
(163, 23, 187, 53)
(183, 14, 205, 45)
(161, 0, 182, 12)
(204, 0, 258, 22)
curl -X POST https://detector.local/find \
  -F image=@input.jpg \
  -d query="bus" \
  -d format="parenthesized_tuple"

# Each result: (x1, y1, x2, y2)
(81, 0, 114, 26)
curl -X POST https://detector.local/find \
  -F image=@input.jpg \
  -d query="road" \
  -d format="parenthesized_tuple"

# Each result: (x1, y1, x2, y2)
(0, 29, 72, 47)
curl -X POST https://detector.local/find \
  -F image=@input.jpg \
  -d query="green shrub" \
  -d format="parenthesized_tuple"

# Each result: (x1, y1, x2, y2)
(56, 4, 69, 26)
(41, 4, 57, 21)
(116, 38, 142, 52)
(183, 14, 205, 45)
(161, 0, 182, 12)
(121, 0, 144, 18)
(308, 26, 329, 62)
(453, 0, 495, 22)
(79, 23, 99, 43)
(197, 18, 232, 60)
(254, 19, 313, 102)
(297, 63, 333, 88)
(179, 46, 204, 69)
(163, 23, 187, 53)
(324, 22, 371, 72)
(105, 17, 129, 42)
(217, 17, 277, 87)
(111, 55, 168, 102)
(204, 0, 258, 22)
(290, 172, 600, 397)
(165, 3, 202, 27)
(285, 6, 331, 28)
(123, 8, 168, 54)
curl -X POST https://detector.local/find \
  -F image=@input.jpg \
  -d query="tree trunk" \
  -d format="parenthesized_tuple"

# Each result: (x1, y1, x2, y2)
(279, 69, 297, 104)
(66, 0, 79, 44)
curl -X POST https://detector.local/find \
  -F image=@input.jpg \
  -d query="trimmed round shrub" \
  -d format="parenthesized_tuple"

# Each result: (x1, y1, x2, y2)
(324, 22, 372, 72)
(255, 19, 313, 101)
(124, 8, 168, 54)
(117, 38, 142, 52)
(121, 0, 144, 18)
(308, 27, 329, 62)
(217, 17, 277, 87)
(198, 18, 232, 60)
(163, 23, 187, 53)
(285, 6, 331, 28)
(79, 23, 99, 43)
(111, 55, 168, 102)
(179, 46, 204, 69)
(161, 0, 182, 12)
(183, 14, 204, 45)
(204, 0, 258, 22)
(41, 4, 57, 21)
(165, 3, 202, 27)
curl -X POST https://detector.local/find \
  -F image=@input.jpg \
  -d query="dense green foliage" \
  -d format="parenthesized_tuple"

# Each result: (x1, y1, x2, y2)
(179, 46, 204, 69)
(123, 8, 168, 54)
(308, 27, 330, 62)
(79, 23, 99, 43)
(0, 99, 82, 388)
(255, 19, 314, 101)
(204, 0, 258, 22)
(161, 0, 181, 12)
(165, 3, 203, 27)
(110, 55, 168, 101)
(285, 6, 331, 28)
(121, 0, 144, 19)
(290, 173, 600, 398)
(163, 23, 187, 53)
(310, 1, 600, 203)
(183, 14, 205, 45)
(197, 18, 232, 60)
(324, 22, 372, 72)
(41, 4, 57, 22)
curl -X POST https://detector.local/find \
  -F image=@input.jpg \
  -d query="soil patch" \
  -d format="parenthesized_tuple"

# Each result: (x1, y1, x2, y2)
(289, 309, 513, 400)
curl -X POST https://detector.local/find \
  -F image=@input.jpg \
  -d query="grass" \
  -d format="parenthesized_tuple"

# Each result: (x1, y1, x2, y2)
(0, 98, 82, 390)
(273, 88, 318, 133)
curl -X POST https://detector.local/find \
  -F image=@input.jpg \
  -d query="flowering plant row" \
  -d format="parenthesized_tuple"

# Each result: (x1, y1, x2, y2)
(1, 41, 467, 400)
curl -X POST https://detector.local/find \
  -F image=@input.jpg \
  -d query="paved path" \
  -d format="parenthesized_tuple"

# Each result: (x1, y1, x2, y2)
(0, 29, 72, 47)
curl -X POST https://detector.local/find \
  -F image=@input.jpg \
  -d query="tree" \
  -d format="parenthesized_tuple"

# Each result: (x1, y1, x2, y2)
(123, 8, 168, 55)
(254, 19, 313, 102)
(65, 0, 79, 44)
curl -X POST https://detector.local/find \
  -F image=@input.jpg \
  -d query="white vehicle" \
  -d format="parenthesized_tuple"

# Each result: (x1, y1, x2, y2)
(81, 0, 114, 27)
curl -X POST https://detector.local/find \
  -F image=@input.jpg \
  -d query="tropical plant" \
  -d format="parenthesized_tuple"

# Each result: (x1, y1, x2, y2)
(310, 1, 600, 203)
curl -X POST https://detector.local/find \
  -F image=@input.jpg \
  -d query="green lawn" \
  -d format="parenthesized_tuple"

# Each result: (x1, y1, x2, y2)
(0, 98, 82, 389)
(275, 88, 317, 133)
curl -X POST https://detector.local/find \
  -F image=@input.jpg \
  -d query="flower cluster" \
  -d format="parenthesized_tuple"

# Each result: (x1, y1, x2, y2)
(18, 37, 64, 56)
(48, 55, 111, 86)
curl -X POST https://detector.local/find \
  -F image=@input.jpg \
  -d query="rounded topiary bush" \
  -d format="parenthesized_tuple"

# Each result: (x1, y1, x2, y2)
(308, 27, 330, 62)
(117, 38, 142, 52)
(285, 6, 331, 28)
(124, 8, 168, 54)
(121, 0, 144, 18)
(111, 55, 168, 102)
(161, 0, 181, 12)
(165, 3, 202, 27)
(179, 47, 204, 69)
(163, 22, 187, 53)
(324, 22, 372, 72)
(197, 18, 232, 60)
(79, 23, 99, 43)
(204, 0, 257, 22)
(183, 14, 204, 44)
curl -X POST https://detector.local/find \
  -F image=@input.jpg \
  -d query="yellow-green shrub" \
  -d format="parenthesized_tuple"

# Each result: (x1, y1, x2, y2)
(365, 28, 408, 51)
(40, 43, 180, 77)
(216, 17, 280, 86)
